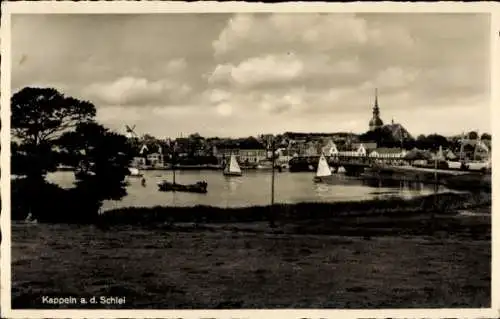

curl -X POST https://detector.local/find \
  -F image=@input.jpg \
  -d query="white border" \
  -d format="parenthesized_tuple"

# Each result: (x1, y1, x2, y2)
(1, 2, 499, 319)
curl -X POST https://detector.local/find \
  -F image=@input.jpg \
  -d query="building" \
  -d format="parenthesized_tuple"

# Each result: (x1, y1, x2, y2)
(131, 156, 146, 167)
(239, 148, 267, 164)
(369, 148, 407, 159)
(458, 138, 491, 161)
(367, 89, 412, 144)
(214, 147, 238, 165)
(321, 139, 339, 156)
(147, 153, 164, 167)
(369, 88, 384, 131)
(384, 120, 413, 142)
(304, 141, 320, 156)
(275, 148, 293, 166)
(351, 142, 377, 152)
(338, 143, 371, 157)
(214, 146, 267, 166)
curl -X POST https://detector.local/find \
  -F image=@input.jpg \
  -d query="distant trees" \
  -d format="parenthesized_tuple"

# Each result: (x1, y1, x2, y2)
(468, 131, 479, 140)
(11, 87, 132, 222)
(359, 127, 414, 148)
(358, 128, 458, 151)
(480, 133, 491, 140)
(414, 133, 449, 151)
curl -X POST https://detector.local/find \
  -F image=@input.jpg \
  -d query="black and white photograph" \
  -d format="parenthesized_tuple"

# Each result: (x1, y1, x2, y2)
(1, 2, 498, 318)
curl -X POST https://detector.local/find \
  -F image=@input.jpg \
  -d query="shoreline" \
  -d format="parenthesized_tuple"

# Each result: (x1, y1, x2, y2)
(99, 191, 490, 227)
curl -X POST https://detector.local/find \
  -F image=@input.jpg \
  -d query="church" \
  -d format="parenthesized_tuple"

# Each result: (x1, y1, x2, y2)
(368, 89, 413, 141)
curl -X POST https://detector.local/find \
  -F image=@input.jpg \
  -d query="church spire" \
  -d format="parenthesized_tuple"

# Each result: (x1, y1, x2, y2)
(373, 88, 379, 115)
(368, 87, 384, 131)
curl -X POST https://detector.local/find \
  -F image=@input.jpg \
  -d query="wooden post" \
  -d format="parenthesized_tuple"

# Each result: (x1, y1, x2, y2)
(432, 149, 438, 232)
(172, 142, 177, 185)
(271, 140, 275, 205)
(270, 138, 276, 228)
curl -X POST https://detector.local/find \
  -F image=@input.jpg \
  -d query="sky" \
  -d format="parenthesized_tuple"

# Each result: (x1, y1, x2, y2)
(11, 13, 491, 138)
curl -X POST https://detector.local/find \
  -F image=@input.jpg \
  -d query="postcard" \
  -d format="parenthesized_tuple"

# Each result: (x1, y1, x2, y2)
(1, 1, 499, 318)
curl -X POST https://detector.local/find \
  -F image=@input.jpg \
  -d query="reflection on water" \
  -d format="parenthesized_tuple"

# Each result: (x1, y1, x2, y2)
(45, 170, 452, 211)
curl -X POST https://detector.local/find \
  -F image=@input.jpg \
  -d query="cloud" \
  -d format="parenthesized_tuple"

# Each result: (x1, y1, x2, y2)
(206, 89, 232, 104)
(12, 13, 491, 137)
(206, 13, 489, 126)
(213, 13, 373, 59)
(165, 58, 187, 74)
(83, 76, 192, 107)
(208, 53, 304, 88)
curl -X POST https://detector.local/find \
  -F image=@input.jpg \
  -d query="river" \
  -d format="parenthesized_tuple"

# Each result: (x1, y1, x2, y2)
(44, 169, 454, 211)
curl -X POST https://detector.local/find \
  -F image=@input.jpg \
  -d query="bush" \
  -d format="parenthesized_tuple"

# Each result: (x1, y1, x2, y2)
(11, 178, 100, 223)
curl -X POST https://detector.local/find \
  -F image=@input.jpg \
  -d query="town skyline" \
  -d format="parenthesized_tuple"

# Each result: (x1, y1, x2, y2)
(12, 13, 491, 138)
(122, 128, 489, 142)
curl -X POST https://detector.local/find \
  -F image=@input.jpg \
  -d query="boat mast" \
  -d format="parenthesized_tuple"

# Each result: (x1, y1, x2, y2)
(459, 132, 465, 162)
(172, 140, 177, 185)
(473, 135, 480, 162)
(431, 144, 439, 233)
(271, 138, 275, 206)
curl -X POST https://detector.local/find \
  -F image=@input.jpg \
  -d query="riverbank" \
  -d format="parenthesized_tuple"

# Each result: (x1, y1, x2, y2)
(12, 204, 491, 308)
(363, 166, 491, 191)
(100, 191, 489, 227)
(11, 188, 491, 309)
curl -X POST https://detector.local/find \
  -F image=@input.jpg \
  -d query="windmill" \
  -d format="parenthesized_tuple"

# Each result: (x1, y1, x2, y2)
(124, 124, 147, 157)
(125, 124, 139, 139)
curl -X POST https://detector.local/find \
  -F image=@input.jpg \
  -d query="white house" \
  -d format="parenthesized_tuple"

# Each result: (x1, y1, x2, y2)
(275, 148, 293, 166)
(131, 156, 147, 167)
(369, 148, 407, 159)
(304, 142, 319, 156)
(239, 148, 267, 164)
(321, 139, 339, 156)
(338, 143, 369, 157)
(147, 153, 164, 167)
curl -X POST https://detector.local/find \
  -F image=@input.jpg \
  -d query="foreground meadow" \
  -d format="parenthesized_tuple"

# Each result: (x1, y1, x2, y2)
(11, 210, 490, 309)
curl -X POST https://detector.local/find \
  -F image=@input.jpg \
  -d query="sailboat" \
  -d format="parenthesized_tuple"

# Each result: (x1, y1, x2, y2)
(447, 133, 467, 170)
(223, 154, 242, 176)
(467, 137, 491, 172)
(23, 212, 38, 224)
(157, 140, 208, 193)
(313, 154, 334, 183)
(128, 167, 143, 177)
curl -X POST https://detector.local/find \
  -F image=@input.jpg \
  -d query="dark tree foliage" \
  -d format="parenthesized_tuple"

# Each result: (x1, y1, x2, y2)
(12, 87, 96, 144)
(11, 87, 96, 178)
(58, 122, 133, 209)
(414, 134, 449, 151)
(359, 127, 417, 149)
(480, 133, 491, 140)
(359, 127, 397, 148)
(239, 136, 265, 149)
(11, 87, 132, 223)
(468, 131, 479, 140)
(11, 178, 70, 222)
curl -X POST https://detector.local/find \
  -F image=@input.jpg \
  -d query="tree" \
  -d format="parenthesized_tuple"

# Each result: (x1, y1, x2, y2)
(11, 87, 131, 222)
(359, 127, 398, 148)
(481, 133, 491, 140)
(468, 131, 479, 140)
(11, 87, 96, 178)
(57, 122, 133, 217)
(414, 134, 449, 151)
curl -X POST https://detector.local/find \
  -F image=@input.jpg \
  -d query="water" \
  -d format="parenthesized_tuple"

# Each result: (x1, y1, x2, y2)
(45, 170, 452, 211)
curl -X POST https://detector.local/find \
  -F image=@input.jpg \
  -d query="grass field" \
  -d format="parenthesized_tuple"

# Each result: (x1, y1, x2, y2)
(11, 208, 490, 309)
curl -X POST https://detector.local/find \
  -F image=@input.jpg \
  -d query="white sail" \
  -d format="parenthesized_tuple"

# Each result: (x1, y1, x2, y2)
(316, 154, 332, 177)
(129, 167, 140, 176)
(224, 154, 242, 175)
